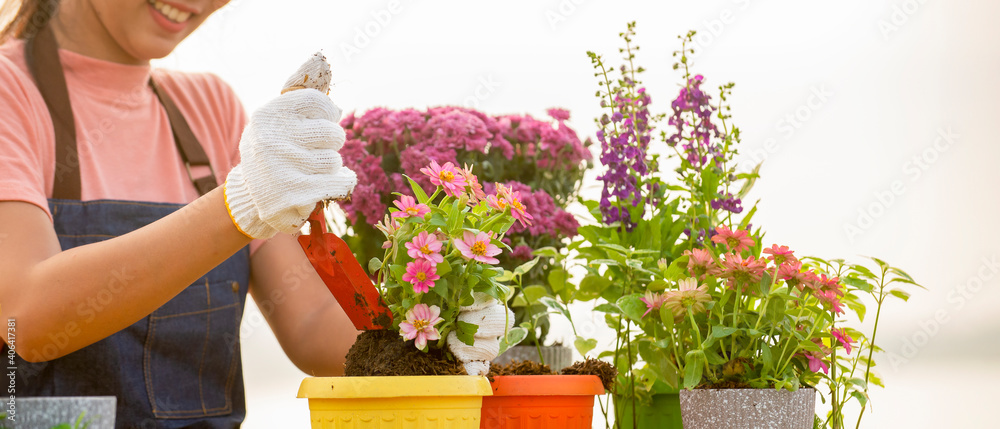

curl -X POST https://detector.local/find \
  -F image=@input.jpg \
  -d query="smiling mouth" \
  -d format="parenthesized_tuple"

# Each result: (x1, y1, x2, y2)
(147, 0, 193, 23)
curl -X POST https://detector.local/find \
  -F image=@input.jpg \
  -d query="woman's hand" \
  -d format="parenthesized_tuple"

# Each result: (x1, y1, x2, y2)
(224, 53, 356, 239)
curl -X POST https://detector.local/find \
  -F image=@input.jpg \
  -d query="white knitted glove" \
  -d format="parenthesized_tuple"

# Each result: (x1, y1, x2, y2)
(224, 52, 357, 239)
(447, 293, 515, 376)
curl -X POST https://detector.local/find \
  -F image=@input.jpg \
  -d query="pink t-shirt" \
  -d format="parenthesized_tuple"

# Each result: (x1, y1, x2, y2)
(0, 39, 262, 251)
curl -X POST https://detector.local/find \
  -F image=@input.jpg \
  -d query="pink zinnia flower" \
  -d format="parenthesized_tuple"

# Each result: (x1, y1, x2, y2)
(402, 259, 440, 293)
(815, 288, 845, 314)
(420, 161, 468, 197)
(777, 261, 809, 290)
(453, 230, 502, 264)
(492, 183, 532, 227)
(405, 231, 444, 263)
(711, 225, 755, 253)
(805, 352, 829, 374)
(460, 164, 487, 204)
(717, 253, 768, 293)
(662, 278, 711, 321)
(831, 328, 855, 355)
(685, 248, 715, 280)
(762, 244, 797, 266)
(640, 291, 669, 318)
(374, 214, 400, 249)
(486, 193, 508, 212)
(391, 195, 431, 220)
(399, 304, 444, 350)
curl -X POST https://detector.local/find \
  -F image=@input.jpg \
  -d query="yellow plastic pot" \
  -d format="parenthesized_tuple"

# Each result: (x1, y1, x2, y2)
(298, 376, 492, 428)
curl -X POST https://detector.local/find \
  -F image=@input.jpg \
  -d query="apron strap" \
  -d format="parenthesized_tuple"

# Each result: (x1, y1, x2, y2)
(25, 24, 80, 200)
(23, 24, 219, 199)
(149, 80, 219, 196)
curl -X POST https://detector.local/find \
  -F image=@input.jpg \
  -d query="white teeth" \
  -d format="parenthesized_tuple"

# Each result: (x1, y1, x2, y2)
(148, 0, 193, 23)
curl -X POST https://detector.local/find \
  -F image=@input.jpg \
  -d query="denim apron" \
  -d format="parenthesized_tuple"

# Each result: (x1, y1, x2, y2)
(5, 25, 251, 428)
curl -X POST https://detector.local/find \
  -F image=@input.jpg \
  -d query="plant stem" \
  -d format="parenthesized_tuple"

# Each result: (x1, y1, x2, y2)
(855, 270, 887, 429)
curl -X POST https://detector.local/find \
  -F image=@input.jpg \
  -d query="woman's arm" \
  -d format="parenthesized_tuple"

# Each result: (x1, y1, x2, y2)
(248, 233, 359, 376)
(0, 187, 251, 362)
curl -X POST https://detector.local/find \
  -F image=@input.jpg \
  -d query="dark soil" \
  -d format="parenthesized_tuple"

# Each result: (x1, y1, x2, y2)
(559, 358, 617, 392)
(698, 379, 753, 389)
(343, 330, 465, 376)
(488, 360, 556, 377)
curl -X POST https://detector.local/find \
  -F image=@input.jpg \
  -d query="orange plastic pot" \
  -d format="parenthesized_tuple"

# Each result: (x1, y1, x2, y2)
(480, 375, 605, 429)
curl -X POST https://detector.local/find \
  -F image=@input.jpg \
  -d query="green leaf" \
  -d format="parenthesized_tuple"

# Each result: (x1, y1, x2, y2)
(659, 306, 675, 331)
(589, 258, 621, 267)
(389, 264, 407, 283)
(368, 257, 382, 275)
(405, 174, 430, 203)
(548, 268, 569, 293)
(738, 201, 758, 231)
(850, 391, 869, 408)
(574, 336, 598, 356)
(498, 327, 528, 354)
(700, 167, 721, 200)
(889, 289, 911, 302)
(447, 201, 463, 233)
(736, 162, 761, 200)
(495, 270, 515, 282)
(684, 350, 706, 389)
(766, 297, 785, 324)
(664, 257, 688, 281)
(514, 257, 540, 276)
(511, 295, 528, 307)
(710, 325, 738, 339)
(598, 243, 630, 255)
(594, 303, 621, 314)
(533, 247, 559, 258)
(761, 342, 775, 375)
(539, 297, 572, 324)
(758, 271, 774, 296)
(578, 275, 611, 301)
(648, 279, 668, 291)
(436, 260, 452, 277)
(432, 278, 450, 298)
(522, 285, 548, 304)
(617, 294, 648, 322)
(455, 321, 479, 346)
(798, 340, 822, 353)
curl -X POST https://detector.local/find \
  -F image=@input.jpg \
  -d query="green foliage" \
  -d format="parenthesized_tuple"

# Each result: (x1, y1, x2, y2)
(373, 167, 520, 354)
(571, 24, 921, 429)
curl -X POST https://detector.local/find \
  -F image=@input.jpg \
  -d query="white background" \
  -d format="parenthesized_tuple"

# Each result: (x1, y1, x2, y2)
(155, 0, 1000, 427)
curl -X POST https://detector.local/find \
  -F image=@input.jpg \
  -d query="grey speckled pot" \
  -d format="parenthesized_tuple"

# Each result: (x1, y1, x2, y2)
(9, 397, 116, 429)
(679, 388, 815, 429)
(493, 345, 573, 371)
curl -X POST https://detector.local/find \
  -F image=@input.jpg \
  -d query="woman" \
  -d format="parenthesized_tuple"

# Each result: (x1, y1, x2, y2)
(0, 0, 360, 427)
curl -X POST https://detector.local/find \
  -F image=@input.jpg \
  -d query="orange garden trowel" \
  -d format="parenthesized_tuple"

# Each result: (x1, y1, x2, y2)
(298, 203, 392, 330)
(284, 53, 391, 330)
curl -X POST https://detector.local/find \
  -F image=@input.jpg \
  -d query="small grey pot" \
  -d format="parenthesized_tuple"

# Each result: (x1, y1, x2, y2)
(679, 388, 816, 429)
(8, 396, 116, 429)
